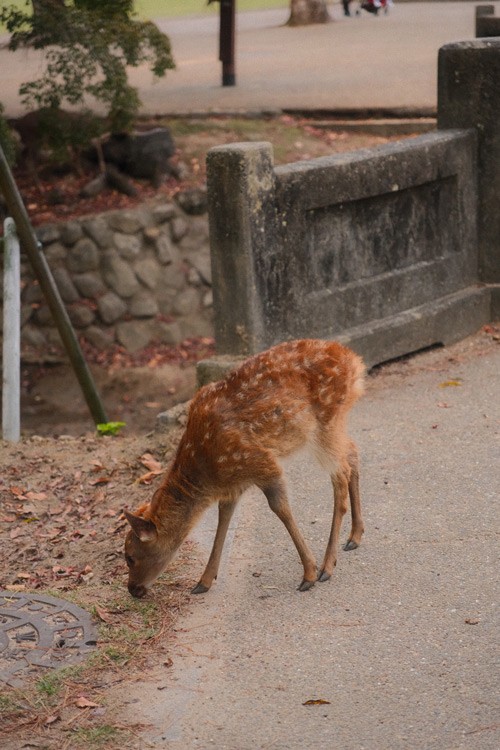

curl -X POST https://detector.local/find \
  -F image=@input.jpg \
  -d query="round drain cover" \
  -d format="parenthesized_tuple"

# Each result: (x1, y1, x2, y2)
(0, 591, 97, 686)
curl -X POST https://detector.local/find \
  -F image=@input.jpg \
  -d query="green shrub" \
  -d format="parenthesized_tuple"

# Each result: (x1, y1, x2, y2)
(0, 1, 175, 133)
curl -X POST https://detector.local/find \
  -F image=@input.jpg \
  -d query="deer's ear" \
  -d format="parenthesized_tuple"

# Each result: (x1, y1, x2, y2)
(124, 510, 158, 542)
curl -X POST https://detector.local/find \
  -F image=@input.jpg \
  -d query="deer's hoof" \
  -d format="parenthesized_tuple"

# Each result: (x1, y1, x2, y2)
(343, 540, 359, 551)
(191, 581, 210, 594)
(317, 570, 331, 582)
(298, 579, 315, 592)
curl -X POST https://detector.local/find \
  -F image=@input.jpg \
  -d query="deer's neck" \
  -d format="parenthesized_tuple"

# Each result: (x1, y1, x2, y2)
(151, 468, 208, 545)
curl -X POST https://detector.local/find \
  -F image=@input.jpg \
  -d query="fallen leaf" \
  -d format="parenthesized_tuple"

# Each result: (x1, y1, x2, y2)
(465, 618, 480, 625)
(89, 476, 111, 486)
(95, 606, 114, 623)
(439, 379, 462, 388)
(140, 453, 163, 473)
(302, 698, 331, 706)
(10, 486, 27, 498)
(137, 470, 162, 485)
(44, 714, 60, 725)
(25, 491, 48, 502)
(75, 696, 99, 708)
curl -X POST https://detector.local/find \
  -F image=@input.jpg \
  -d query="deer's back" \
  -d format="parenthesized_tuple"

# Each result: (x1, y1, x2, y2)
(176, 341, 364, 486)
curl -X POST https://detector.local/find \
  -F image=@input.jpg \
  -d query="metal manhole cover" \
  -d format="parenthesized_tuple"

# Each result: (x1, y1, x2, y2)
(0, 591, 97, 687)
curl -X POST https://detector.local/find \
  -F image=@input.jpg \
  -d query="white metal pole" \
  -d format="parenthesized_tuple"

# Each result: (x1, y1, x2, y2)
(2, 217, 21, 442)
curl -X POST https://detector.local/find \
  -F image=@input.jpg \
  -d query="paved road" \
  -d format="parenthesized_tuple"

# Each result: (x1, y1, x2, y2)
(2, 2, 500, 117)
(120, 336, 499, 749)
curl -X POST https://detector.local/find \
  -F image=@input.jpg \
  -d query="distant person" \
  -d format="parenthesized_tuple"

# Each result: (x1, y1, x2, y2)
(360, 0, 393, 15)
(342, 0, 352, 16)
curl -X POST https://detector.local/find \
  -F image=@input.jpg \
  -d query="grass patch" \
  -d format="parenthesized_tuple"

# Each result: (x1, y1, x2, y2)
(0, 0, 287, 29)
(0, 694, 19, 713)
(70, 724, 121, 748)
(136, 1, 287, 19)
(35, 665, 84, 700)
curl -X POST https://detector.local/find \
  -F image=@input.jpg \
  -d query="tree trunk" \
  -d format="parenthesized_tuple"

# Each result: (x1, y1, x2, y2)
(288, 0, 331, 26)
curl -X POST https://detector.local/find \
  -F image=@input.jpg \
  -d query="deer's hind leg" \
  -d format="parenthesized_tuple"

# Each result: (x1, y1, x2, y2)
(261, 474, 318, 592)
(315, 426, 362, 582)
(343, 439, 364, 552)
(318, 461, 350, 582)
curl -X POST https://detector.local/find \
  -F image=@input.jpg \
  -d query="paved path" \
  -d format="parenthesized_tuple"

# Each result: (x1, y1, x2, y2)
(120, 336, 499, 749)
(2, 2, 500, 117)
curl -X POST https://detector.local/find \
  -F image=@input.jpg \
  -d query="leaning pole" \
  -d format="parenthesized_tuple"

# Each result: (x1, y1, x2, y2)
(0, 143, 108, 428)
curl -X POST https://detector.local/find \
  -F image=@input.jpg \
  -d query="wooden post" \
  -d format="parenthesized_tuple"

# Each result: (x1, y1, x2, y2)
(219, 0, 236, 86)
(2, 218, 21, 441)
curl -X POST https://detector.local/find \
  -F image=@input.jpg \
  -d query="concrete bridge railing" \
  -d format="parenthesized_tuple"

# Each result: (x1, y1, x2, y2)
(205, 40, 500, 369)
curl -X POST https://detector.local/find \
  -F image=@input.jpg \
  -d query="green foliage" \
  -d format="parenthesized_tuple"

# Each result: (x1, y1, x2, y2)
(0, 102, 17, 165)
(33, 107, 104, 164)
(0, 0, 175, 132)
(97, 421, 126, 436)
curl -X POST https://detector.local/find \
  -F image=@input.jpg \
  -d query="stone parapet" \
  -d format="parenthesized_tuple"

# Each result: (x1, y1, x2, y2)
(206, 40, 500, 367)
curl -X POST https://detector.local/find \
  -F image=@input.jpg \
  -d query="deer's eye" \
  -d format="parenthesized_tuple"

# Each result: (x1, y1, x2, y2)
(125, 554, 134, 568)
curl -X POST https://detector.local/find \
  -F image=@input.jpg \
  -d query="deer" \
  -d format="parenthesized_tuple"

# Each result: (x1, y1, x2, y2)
(124, 339, 366, 598)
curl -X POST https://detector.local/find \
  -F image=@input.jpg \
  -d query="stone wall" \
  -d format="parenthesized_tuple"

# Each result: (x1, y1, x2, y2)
(14, 193, 213, 356)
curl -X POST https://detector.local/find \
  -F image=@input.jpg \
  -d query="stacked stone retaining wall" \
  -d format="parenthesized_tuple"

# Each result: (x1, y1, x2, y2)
(4, 194, 213, 357)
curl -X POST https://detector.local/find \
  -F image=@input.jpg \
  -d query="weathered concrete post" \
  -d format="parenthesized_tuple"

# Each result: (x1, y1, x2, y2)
(206, 142, 279, 354)
(438, 39, 500, 301)
(475, 5, 500, 37)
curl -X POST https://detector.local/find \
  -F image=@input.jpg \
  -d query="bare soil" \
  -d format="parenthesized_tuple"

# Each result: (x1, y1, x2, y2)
(18, 336, 215, 438)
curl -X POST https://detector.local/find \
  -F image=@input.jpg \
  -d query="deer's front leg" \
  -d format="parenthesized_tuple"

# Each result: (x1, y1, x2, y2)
(192, 499, 238, 594)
